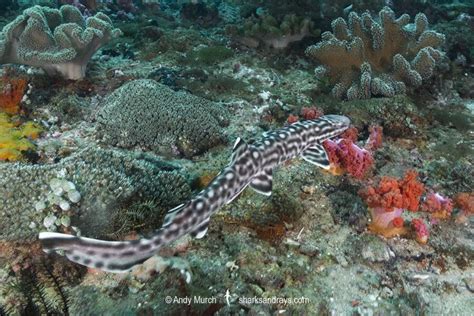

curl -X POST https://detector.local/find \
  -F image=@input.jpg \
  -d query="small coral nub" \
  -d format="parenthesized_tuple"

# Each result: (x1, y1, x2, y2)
(411, 218, 429, 244)
(422, 192, 453, 219)
(287, 114, 299, 124)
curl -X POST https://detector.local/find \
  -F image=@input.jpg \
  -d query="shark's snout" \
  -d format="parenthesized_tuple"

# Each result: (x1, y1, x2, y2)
(323, 114, 351, 127)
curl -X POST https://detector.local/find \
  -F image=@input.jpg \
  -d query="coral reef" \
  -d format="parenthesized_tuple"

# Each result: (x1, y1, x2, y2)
(0, 0, 472, 314)
(228, 14, 320, 49)
(0, 5, 121, 80)
(97, 79, 229, 158)
(306, 6, 445, 100)
(0, 241, 82, 315)
(0, 146, 191, 240)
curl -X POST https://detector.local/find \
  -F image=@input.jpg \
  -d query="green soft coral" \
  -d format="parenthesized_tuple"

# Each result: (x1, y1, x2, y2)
(0, 5, 121, 80)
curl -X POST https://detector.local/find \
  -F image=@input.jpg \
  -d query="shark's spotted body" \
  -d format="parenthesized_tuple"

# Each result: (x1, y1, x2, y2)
(39, 115, 350, 272)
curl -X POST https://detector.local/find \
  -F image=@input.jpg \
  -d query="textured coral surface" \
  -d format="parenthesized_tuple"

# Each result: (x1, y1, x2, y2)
(97, 79, 229, 158)
(0, 146, 191, 240)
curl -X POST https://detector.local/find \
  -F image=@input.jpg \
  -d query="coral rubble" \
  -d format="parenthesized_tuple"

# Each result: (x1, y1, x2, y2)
(97, 79, 229, 158)
(306, 6, 445, 100)
(0, 5, 121, 80)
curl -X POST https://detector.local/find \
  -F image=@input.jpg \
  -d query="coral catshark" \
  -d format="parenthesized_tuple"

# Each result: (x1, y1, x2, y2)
(39, 115, 350, 272)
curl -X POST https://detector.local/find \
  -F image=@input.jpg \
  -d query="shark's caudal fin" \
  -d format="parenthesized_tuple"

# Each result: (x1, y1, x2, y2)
(39, 232, 160, 272)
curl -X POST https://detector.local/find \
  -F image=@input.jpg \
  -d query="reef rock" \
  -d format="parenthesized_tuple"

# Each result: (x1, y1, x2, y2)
(0, 146, 191, 240)
(306, 6, 445, 100)
(97, 79, 229, 158)
(0, 5, 121, 80)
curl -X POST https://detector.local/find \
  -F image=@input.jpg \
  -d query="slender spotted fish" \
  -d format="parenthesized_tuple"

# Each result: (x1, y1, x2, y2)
(39, 114, 350, 272)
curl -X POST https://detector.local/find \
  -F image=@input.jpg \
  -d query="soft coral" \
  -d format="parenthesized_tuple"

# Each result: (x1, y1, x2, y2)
(323, 126, 381, 179)
(422, 192, 453, 220)
(359, 170, 425, 211)
(359, 170, 425, 238)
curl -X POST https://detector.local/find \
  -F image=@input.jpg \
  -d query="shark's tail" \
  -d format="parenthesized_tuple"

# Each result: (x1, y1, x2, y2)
(39, 231, 162, 272)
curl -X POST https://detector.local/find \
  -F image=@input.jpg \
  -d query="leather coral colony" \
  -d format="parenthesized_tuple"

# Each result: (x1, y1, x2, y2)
(306, 7, 445, 100)
(0, 5, 121, 80)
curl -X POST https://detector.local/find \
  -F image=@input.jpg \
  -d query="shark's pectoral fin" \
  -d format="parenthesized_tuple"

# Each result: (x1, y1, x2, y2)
(249, 168, 273, 196)
(190, 217, 210, 239)
(301, 144, 330, 169)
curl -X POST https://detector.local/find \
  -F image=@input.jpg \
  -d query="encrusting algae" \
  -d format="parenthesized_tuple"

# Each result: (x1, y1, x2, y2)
(0, 112, 42, 161)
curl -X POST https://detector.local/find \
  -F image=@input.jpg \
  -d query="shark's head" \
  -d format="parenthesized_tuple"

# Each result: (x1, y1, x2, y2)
(318, 114, 351, 139)
(322, 114, 351, 128)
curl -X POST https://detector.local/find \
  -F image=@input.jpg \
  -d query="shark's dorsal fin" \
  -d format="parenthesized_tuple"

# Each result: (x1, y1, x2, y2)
(190, 217, 210, 239)
(162, 203, 185, 227)
(230, 137, 248, 164)
(301, 144, 330, 169)
(249, 168, 273, 196)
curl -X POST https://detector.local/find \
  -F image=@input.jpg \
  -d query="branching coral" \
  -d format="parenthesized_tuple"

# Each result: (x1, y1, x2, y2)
(306, 6, 445, 100)
(0, 5, 121, 80)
